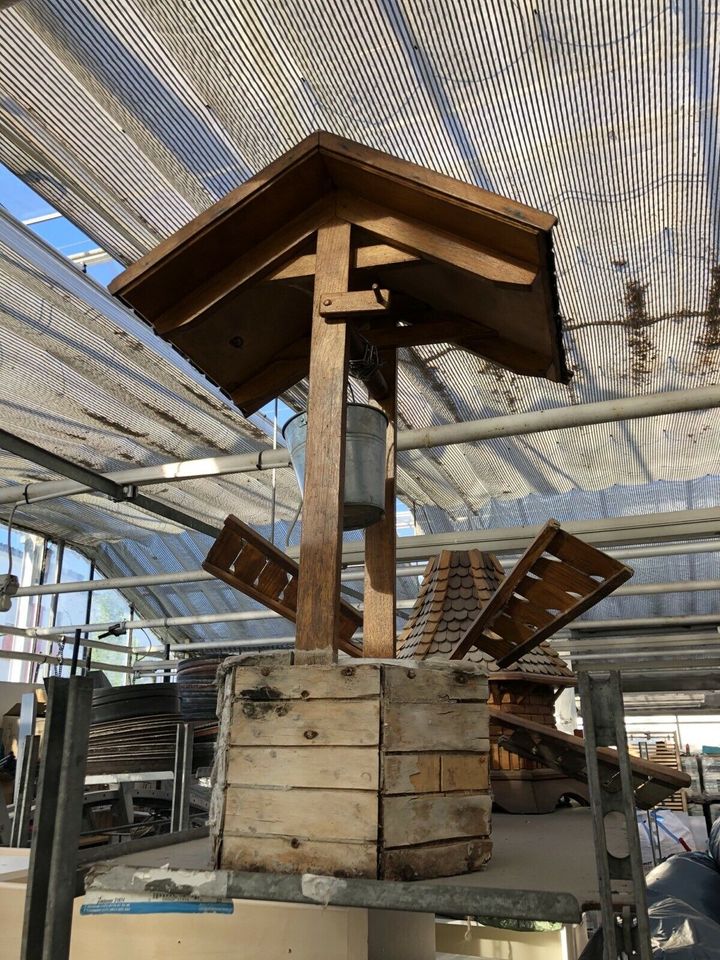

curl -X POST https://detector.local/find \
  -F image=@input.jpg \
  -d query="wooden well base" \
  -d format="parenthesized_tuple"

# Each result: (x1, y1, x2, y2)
(211, 653, 492, 881)
(491, 769, 589, 815)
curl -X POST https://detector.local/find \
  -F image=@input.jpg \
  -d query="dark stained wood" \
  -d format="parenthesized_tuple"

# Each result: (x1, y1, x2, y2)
(448, 521, 633, 666)
(294, 219, 352, 664)
(490, 706, 691, 809)
(203, 514, 362, 657)
(362, 349, 397, 658)
(109, 132, 568, 414)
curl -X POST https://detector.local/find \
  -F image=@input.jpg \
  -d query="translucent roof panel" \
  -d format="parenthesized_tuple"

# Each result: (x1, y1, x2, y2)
(0, 1, 719, 639)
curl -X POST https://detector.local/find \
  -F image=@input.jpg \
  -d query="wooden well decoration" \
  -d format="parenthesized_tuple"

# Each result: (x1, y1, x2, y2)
(110, 132, 568, 878)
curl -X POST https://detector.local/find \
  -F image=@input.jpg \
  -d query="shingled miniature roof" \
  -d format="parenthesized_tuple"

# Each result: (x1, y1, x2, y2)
(109, 131, 568, 415)
(396, 549, 575, 683)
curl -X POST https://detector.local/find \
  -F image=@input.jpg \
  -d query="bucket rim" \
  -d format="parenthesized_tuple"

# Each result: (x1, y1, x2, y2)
(281, 402, 389, 440)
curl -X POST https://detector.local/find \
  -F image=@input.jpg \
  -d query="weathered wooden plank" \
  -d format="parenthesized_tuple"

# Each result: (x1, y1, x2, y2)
(383, 702, 489, 753)
(230, 699, 380, 747)
(227, 746, 379, 790)
(382, 793, 492, 846)
(363, 349, 397, 658)
(440, 753, 490, 792)
(295, 219, 352, 663)
(383, 661, 488, 703)
(224, 786, 378, 842)
(382, 838, 492, 881)
(233, 662, 380, 700)
(221, 834, 378, 878)
(383, 753, 440, 795)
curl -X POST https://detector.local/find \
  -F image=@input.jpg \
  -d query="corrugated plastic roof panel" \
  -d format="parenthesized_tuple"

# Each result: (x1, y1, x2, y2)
(1, 1, 720, 639)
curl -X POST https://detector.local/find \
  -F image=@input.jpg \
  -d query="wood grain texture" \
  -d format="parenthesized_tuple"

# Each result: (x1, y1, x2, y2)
(320, 289, 390, 317)
(233, 662, 379, 700)
(362, 349, 397, 658)
(382, 792, 492, 846)
(382, 660, 488, 702)
(382, 837, 492, 881)
(227, 746, 379, 790)
(295, 219, 352, 663)
(336, 192, 537, 288)
(266, 243, 419, 280)
(230, 698, 380, 747)
(383, 702, 489, 753)
(441, 754, 490, 792)
(224, 786, 378, 841)
(221, 834, 378, 877)
(382, 753, 441, 795)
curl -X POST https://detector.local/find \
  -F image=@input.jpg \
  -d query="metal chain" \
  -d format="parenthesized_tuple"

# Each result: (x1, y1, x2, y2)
(55, 635, 65, 676)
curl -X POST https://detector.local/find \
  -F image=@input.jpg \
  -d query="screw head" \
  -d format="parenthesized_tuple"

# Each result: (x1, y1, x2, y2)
(323, 298, 332, 306)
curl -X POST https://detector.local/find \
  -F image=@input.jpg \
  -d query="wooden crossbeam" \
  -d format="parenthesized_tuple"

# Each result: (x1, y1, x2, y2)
(336, 192, 538, 289)
(266, 243, 420, 281)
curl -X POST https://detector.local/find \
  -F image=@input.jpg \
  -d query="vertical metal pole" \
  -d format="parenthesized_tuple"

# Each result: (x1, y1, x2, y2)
(9, 734, 39, 847)
(69, 629, 82, 676)
(0, 787, 11, 846)
(43, 675, 93, 960)
(577, 670, 652, 960)
(170, 723, 194, 832)
(21, 678, 69, 960)
(14, 692, 37, 805)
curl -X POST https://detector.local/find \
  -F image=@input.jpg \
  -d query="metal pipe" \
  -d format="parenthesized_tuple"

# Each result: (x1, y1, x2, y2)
(13, 538, 720, 599)
(0, 649, 132, 674)
(3, 383, 719, 507)
(572, 612, 720, 631)
(13, 562, 429, 598)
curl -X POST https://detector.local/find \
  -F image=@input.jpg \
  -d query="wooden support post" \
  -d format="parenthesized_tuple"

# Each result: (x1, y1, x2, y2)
(295, 220, 352, 664)
(363, 349, 398, 658)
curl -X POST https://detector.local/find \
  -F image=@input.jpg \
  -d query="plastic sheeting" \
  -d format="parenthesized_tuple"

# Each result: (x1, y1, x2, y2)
(1, 2, 720, 643)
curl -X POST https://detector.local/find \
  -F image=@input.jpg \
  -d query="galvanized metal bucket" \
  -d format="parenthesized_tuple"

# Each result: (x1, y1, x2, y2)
(282, 403, 389, 531)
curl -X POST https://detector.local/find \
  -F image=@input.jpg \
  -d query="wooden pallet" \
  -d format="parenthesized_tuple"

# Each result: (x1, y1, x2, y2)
(203, 515, 362, 657)
(492, 707, 691, 809)
(449, 520, 633, 668)
(629, 733, 687, 812)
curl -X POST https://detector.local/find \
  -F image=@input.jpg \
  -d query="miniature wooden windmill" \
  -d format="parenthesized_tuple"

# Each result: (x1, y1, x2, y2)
(110, 132, 568, 664)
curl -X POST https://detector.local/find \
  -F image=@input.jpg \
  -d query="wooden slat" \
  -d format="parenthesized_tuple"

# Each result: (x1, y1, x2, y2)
(383, 702, 489, 753)
(550, 529, 623, 578)
(441, 754, 490, 792)
(256, 563, 289, 601)
(382, 660, 488, 702)
(224, 786, 378, 842)
(221, 834, 377, 877)
(230, 698, 380, 747)
(381, 838, 492, 881)
(531, 556, 599, 596)
(336, 192, 538, 289)
(383, 753, 441, 795)
(295, 219, 352, 664)
(231, 543, 268, 583)
(363, 349, 397, 658)
(233, 662, 380, 700)
(382, 793, 492, 846)
(227, 745, 379, 790)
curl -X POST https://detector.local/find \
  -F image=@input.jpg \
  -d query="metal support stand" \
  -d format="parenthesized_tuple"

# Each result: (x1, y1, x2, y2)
(14, 692, 37, 805)
(577, 670, 652, 960)
(9, 734, 39, 847)
(0, 786, 11, 845)
(21, 676, 93, 960)
(170, 722, 194, 833)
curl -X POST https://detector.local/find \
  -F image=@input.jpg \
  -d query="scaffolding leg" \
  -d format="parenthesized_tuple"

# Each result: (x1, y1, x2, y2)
(170, 722, 194, 833)
(20, 676, 93, 960)
(577, 670, 652, 960)
(13, 692, 37, 805)
(9, 734, 39, 847)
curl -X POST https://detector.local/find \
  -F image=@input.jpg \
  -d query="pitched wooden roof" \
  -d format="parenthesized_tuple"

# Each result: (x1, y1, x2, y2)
(396, 549, 575, 682)
(110, 132, 568, 414)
